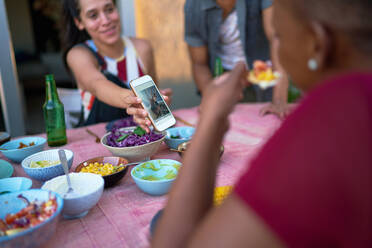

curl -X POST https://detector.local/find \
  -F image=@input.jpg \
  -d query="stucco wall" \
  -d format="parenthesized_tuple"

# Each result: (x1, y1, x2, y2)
(135, 0, 192, 82)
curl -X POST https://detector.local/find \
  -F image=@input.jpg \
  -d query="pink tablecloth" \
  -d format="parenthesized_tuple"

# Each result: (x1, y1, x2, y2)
(6, 103, 282, 248)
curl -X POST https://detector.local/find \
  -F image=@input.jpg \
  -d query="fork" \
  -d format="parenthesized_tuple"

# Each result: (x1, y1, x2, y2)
(86, 129, 101, 143)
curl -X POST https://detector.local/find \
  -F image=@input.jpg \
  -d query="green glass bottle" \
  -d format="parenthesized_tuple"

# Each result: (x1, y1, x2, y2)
(287, 80, 301, 103)
(43, 74, 67, 146)
(214, 57, 224, 77)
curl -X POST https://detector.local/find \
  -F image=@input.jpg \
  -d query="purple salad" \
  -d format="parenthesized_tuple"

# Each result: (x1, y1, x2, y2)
(106, 127, 163, 148)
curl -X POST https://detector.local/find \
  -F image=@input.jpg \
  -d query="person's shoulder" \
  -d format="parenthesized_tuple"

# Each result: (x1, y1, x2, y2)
(129, 37, 153, 54)
(306, 72, 372, 110)
(66, 45, 98, 67)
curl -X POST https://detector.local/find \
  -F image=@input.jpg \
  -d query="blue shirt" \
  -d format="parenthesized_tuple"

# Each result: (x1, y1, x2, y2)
(184, 0, 273, 70)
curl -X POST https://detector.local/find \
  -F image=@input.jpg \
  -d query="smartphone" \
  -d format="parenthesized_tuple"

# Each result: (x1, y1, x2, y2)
(130, 75, 176, 131)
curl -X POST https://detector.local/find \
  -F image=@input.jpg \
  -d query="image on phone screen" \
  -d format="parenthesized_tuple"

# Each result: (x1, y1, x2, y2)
(136, 82, 171, 122)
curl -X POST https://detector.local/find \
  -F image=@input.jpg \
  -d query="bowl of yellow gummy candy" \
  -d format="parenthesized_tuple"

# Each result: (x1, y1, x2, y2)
(75, 156, 129, 188)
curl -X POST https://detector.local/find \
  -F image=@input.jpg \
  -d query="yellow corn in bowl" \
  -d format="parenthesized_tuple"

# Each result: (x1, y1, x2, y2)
(75, 156, 129, 188)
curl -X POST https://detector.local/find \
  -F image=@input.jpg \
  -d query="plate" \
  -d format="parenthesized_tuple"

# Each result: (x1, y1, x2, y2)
(150, 209, 163, 236)
(0, 159, 13, 179)
(248, 71, 280, 90)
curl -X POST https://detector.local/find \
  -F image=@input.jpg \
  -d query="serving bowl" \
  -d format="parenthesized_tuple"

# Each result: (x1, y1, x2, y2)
(42, 172, 104, 219)
(21, 149, 74, 181)
(177, 141, 224, 157)
(131, 159, 182, 196)
(75, 156, 129, 188)
(0, 189, 63, 248)
(101, 127, 166, 162)
(0, 137, 46, 163)
(164, 126, 195, 150)
(0, 177, 32, 195)
(0, 160, 13, 179)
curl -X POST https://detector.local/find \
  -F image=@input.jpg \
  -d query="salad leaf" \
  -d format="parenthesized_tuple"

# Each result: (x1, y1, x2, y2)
(116, 134, 129, 142)
(133, 126, 146, 136)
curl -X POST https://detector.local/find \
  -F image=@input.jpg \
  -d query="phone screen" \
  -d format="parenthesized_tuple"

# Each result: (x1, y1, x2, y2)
(135, 81, 172, 123)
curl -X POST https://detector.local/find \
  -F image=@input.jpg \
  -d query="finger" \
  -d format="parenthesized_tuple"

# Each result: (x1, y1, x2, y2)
(126, 107, 148, 117)
(160, 88, 173, 96)
(228, 62, 247, 88)
(125, 96, 141, 105)
(133, 116, 151, 132)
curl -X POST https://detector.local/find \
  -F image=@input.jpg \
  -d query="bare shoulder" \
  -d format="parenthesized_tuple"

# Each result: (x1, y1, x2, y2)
(129, 37, 153, 55)
(66, 45, 99, 68)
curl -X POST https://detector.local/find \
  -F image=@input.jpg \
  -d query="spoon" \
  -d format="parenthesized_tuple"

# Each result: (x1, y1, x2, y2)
(58, 149, 78, 198)
(115, 161, 141, 170)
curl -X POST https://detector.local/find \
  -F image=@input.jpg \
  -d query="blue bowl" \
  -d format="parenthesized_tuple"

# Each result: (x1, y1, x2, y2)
(0, 160, 13, 179)
(131, 159, 182, 196)
(0, 177, 32, 195)
(0, 137, 46, 163)
(164, 127, 195, 150)
(0, 189, 63, 248)
(21, 149, 74, 181)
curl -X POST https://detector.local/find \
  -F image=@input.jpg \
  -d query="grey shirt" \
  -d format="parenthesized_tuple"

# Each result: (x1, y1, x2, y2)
(185, 0, 273, 71)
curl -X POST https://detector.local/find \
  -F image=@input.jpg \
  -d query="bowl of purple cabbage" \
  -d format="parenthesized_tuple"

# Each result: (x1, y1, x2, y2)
(101, 126, 165, 162)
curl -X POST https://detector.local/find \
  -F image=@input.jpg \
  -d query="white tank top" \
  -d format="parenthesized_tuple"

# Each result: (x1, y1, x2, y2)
(215, 10, 247, 70)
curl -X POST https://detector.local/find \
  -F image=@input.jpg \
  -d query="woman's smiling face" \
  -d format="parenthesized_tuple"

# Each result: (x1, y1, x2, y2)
(75, 0, 121, 45)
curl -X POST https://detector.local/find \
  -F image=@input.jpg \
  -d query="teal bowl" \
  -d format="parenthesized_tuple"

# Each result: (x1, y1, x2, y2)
(0, 137, 46, 163)
(164, 127, 195, 150)
(0, 177, 32, 195)
(131, 159, 182, 196)
(0, 189, 63, 248)
(0, 160, 13, 179)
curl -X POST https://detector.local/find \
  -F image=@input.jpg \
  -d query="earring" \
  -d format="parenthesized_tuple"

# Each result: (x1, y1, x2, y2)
(308, 58, 318, 71)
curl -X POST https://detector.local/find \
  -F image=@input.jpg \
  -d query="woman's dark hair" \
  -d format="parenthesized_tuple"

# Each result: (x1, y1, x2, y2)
(61, 0, 90, 71)
(296, 0, 372, 54)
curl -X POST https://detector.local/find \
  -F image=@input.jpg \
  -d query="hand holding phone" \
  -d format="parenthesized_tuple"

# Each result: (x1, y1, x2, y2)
(130, 75, 176, 131)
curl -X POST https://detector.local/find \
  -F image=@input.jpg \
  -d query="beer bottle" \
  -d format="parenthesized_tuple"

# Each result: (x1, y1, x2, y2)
(43, 74, 67, 146)
(287, 80, 301, 103)
(214, 57, 223, 77)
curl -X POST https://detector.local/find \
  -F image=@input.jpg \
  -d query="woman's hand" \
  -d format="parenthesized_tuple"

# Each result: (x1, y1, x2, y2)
(259, 101, 291, 120)
(125, 88, 173, 132)
(200, 62, 247, 125)
(160, 88, 173, 106)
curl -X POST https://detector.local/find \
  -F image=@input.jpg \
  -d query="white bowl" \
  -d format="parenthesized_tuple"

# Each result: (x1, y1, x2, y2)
(41, 172, 104, 219)
(101, 127, 165, 162)
(21, 149, 74, 181)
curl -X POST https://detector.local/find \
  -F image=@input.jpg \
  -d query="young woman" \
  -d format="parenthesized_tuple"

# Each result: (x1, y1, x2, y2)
(152, 0, 372, 247)
(61, 0, 171, 126)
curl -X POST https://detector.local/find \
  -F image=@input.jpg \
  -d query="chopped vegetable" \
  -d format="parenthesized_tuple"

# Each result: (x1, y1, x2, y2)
(80, 162, 124, 176)
(116, 134, 129, 142)
(0, 194, 58, 237)
(106, 127, 163, 148)
(133, 126, 146, 136)
(110, 116, 137, 131)
(18, 142, 35, 149)
(170, 134, 181, 139)
(30, 160, 60, 168)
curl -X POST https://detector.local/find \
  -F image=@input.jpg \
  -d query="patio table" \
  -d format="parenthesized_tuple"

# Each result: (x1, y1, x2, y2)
(5, 103, 282, 248)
